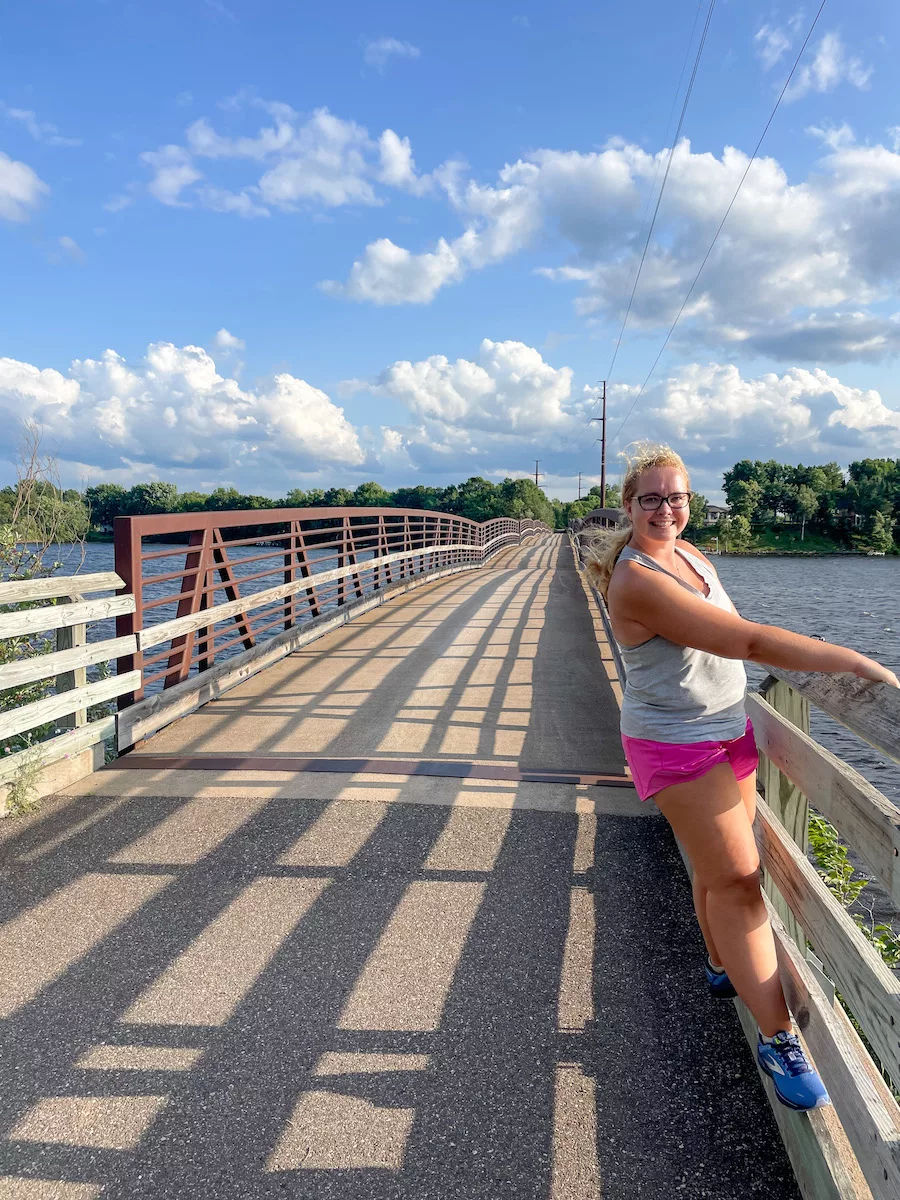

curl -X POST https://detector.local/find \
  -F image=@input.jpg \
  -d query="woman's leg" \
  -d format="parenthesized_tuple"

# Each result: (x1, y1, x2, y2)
(691, 769, 757, 968)
(692, 874, 721, 965)
(654, 763, 790, 1037)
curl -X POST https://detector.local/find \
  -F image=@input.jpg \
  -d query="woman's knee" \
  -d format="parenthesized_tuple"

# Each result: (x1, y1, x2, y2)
(702, 866, 763, 905)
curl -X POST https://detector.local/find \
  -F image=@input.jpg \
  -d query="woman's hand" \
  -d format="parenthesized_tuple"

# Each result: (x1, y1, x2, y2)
(854, 656, 900, 688)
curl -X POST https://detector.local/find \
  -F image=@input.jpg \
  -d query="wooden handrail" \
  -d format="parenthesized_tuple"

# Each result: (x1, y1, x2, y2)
(763, 666, 900, 768)
(0, 571, 146, 810)
(756, 795, 900, 1087)
(0, 571, 124, 604)
(0, 593, 135, 640)
(0, 635, 137, 692)
(0, 671, 141, 743)
(747, 691, 900, 905)
(763, 895, 900, 1200)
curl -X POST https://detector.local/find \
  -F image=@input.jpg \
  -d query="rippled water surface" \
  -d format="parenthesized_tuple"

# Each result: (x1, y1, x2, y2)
(46, 543, 900, 808)
(713, 555, 900, 807)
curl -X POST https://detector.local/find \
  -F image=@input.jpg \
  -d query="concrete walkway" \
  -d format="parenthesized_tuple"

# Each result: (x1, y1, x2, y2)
(0, 535, 801, 1199)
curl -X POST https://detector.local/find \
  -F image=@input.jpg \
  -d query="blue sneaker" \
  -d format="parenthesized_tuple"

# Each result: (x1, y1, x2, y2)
(757, 1031, 831, 1110)
(705, 956, 736, 999)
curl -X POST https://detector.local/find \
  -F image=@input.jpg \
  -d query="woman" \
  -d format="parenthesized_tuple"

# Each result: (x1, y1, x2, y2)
(585, 443, 899, 1112)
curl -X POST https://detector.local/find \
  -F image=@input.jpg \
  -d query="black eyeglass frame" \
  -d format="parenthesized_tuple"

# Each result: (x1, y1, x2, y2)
(635, 491, 693, 511)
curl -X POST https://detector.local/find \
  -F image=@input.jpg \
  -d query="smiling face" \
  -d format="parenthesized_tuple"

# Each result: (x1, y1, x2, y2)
(624, 465, 691, 549)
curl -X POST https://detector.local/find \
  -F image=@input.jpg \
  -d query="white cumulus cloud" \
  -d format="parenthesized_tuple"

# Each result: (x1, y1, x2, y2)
(0, 342, 365, 476)
(379, 338, 579, 434)
(353, 344, 900, 485)
(377, 129, 431, 194)
(2, 336, 897, 493)
(322, 236, 466, 304)
(140, 144, 202, 206)
(640, 362, 900, 462)
(214, 328, 245, 350)
(0, 150, 48, 221)
(140, 99, 429, 217)
(754, 22, 792, 71)
(325, 130, 900, 366)
(362, 37, 421, 73)
(784, 31, 872, 101)
(353, 339, 603, 475)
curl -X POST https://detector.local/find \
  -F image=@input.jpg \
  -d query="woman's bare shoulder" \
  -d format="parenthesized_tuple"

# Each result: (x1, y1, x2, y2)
(608, 555, 672, 603)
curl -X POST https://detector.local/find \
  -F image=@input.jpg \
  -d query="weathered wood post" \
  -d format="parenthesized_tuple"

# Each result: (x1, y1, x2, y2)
(55, 593, 87, 731)
(758, 674, 810, 953)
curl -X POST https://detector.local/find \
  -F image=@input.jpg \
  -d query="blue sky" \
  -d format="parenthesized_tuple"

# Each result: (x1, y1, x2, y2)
(2, 0, 900, 501)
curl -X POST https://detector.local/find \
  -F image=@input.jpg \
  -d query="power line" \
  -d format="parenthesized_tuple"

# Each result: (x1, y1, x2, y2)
(628, 2, 705, 270)
(609, 0, 828, 447)
(600, 0, 716, 396)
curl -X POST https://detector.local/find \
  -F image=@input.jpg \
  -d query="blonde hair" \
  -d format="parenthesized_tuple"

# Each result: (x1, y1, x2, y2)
(582, 441, 691, 597)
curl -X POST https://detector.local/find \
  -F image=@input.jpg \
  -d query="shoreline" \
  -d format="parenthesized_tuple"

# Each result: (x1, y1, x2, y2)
(711, 549, 895, 558)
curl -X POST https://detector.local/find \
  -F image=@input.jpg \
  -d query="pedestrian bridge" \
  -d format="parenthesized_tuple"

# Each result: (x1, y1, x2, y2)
(1, 508, 898, 1199)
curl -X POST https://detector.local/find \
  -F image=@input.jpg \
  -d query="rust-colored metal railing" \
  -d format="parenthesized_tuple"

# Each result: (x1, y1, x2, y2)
(114, 507, 549, 705)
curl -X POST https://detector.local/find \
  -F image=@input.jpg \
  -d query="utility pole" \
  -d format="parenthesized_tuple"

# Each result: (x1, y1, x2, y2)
(577, 472, 582, 500)
(589, 380, 607, 508)
(533, 460, 543, 488)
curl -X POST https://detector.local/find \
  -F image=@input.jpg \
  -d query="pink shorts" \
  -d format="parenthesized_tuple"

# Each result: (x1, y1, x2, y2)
(622, 718, 758, 801)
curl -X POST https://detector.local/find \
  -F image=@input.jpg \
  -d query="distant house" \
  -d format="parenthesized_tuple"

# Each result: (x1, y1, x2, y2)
(704, 504, 730, 526)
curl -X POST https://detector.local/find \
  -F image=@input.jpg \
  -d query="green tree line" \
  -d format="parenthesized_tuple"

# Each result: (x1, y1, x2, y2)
(0, 475, 624, 536)
(7, 457, 895, 549)
(720, 458, 899, 551)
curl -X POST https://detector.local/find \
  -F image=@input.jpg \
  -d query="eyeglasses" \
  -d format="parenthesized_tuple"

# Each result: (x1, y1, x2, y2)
(636, 492, 692, 511)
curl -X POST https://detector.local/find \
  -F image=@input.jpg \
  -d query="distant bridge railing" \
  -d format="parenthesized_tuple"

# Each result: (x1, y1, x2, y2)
(568, 506, 625, 533)
(0, 510, 551, 805)
(571, 527, 900, 1200)
(112, 508, 551, 749)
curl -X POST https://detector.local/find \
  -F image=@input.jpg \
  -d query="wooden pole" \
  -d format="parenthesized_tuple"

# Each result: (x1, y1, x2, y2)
(590, 381, 608, 508)
(758, 675, 810, 953)
(55, 593, 87, 730)
(600, 380, 607, 509)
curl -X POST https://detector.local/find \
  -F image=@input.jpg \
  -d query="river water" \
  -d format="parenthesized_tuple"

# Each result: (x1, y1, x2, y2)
(714, 555, 900, 810)
(34, 542, 900, 811)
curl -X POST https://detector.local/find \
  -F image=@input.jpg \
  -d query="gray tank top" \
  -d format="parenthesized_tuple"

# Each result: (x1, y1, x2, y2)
(615, 544, 747, 744)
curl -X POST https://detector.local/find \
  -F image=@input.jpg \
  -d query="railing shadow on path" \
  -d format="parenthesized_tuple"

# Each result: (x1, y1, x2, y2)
(123, 536, 570, 773)
(0, 567, 491, 919)
(134, 557, 545, 766)
(1, 786, 801, 1199)
(123, 565, 500, 762)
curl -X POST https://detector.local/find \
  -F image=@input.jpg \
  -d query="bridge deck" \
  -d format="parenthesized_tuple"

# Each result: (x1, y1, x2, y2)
(0, 535, 800, 1198)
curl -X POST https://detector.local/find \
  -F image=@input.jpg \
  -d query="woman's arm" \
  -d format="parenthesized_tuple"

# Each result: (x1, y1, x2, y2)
(618, 562, 900, 686)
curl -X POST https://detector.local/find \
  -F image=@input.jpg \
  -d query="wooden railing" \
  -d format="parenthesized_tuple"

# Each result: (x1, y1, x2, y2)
(113, 508, 550, 749)
(746, 672, 900, 1200)
(571, 529, 900, 1200)
(0, 572, 138, 807)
